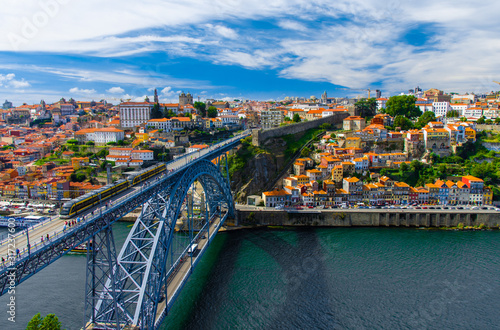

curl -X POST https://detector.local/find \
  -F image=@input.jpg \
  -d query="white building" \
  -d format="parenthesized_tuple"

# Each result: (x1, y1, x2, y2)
(218, 115, 240, 125)
(450, 103, 469, 117)
(109, 147, 133, 157)
(376, 98, 388, 111)
(186, 144, 208, 153)
(93, 127, 125, 145)
(131, 150, 154, 161)
(147, 118, 172, 132)
(119, 102, 153, 128)
(463, 107, 483, 118)
(432, 102, 451, 117)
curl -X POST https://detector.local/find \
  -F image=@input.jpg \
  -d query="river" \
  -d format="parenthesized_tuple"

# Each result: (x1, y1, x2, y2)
(1, 225, 500, 329)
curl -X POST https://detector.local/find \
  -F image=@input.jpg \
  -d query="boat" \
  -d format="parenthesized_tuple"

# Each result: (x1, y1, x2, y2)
(64, 241, 96, 254)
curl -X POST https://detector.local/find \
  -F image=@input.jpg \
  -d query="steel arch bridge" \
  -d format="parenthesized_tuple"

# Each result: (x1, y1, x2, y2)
(85, 157, 234, 329)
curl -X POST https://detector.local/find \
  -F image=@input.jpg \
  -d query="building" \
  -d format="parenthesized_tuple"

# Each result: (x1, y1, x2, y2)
(262, 190, 291, 207)
(119, 102, 154, 128)
(147, 118, 171, 132)
(93, 127, 125, 145)
(343, 116, 366, 131)
(462, 176, 484, 205)
(424, 88, 451, 102)
(260, 109, 284, 129)
(131, 150, 154, 161)
(179, 92, 193, 106)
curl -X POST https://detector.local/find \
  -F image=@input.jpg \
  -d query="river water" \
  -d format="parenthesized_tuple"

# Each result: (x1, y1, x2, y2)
(1, 224, 500, 329)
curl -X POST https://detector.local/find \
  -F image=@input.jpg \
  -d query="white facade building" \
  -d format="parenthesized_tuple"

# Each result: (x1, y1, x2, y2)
(450, 103, 469, 117)
(92, 127, 125, 144)
(432, 102, 451, 117)
(146, 118, 172, 132)
(131, 150, 154, 161)
(119, 102, 153, 128)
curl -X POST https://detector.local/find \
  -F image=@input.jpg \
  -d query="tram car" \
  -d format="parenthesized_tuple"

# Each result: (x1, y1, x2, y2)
(60, 163, 166, 218)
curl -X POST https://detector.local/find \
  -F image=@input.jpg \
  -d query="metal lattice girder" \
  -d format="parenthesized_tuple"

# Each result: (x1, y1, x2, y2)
(84, 227, 124, 330)
(107, 159, 235, 329)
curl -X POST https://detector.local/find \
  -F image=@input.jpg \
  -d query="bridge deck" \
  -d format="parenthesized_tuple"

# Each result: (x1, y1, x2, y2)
(154, 212, 226, 326)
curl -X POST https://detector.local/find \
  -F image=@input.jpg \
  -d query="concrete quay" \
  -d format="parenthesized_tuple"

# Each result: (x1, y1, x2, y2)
(235, 206, 500, 228)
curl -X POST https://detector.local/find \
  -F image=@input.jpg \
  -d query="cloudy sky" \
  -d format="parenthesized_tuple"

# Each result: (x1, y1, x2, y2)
(1, 0, 499, 105)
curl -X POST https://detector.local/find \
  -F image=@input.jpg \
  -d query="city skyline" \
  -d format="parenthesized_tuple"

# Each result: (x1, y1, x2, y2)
(1, 0, 500, 104)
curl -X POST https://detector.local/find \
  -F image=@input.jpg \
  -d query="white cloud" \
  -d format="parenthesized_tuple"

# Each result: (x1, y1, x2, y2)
(206, 24, 238, 39)
(0, 0, 499, 94)
(107, 86, 125, 94)
(0, 73, 30, 89)
(277, 20, 307, 31)
(69, 87, 97, 95)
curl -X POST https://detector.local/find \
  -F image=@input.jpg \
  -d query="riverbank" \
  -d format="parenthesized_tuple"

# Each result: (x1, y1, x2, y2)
(235, 209, 500, 228)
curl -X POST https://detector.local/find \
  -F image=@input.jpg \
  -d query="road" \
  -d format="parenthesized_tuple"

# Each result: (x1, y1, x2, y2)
(154, 212, 223, 324)
(236, 205, 500, 214)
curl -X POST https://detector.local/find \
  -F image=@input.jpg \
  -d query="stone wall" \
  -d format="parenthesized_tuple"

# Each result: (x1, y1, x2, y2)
(477, 124, 500, 132)
(235, 209, 500, 228)
(252, 112, 349, 146)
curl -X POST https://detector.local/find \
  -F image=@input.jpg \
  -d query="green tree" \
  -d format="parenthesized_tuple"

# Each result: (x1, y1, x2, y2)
(27, 313, 43, 329)
(293, 114, 301, 123)
(476, 116, 486, 124)
(385, 95, 422, 119)
(301, 146, 312, 157)
(415, 111, 436, 129)
(446, 110, 460, 118)
(85, 141, 95, 146)
(96, 149, 109, 158)
(354, 98, 377, 117)
(70, 172, 87, 182)
(495, 117, 500, 124)
(151, 103, 162, 119)
(399, 162, 409, 174)
(207, 106, 218, 118)
(284, 116, 292, 122)
(40, 314, 62, 329)
(393, 115, 414, 130)
(66, 139, 78, 145)
(319, 123, 332, 130)
(460, 117, 467, 122)
(194, 101, 206, 117)
(485, 119, 493, 124)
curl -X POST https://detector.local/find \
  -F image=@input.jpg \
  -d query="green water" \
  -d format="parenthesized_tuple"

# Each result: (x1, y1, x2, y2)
(1, 225, 500, 329)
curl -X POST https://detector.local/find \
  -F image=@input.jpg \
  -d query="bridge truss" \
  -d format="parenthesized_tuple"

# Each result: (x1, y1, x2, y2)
(84, 157, 234, 329)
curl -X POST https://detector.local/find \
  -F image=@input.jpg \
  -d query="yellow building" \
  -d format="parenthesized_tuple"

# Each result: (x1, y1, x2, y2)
(332, 165, 343, 184)
(345, 137, 362, 148)
(71, 157, 90, 170)
(135, 132, 149, 142)
(296, 174, 310, 185)
(464, 128, 476, 142)
(483, 186, 493, 205)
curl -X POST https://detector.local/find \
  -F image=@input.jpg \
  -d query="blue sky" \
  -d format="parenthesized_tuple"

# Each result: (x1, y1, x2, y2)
(0, 0, 499, 105)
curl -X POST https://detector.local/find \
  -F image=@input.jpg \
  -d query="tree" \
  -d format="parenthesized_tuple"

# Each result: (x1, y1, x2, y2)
(194, 101, 206, 117)
(67, 139, 78, 145)
(485, 119, 493, 124)
(27, 313, 43, 329)
(385, 95, 422, 119)
(495, 117, 500, 124)
(301, 146, 311, 157)
(207, 106, 218, 118)
(400, 162, 409, 174)
(446, 110, 460, 118)
(460, 117, 467, 122)
(477, 116, 486, 124)
(151, 103, 162, 119)
(85, 141, 95, 146)
(319, 123, 332, 130)
(393, 115, 414, 131)
(354, 98, 377, 117)
(293, 114, 301, 123)
(284, 116, 292, 122)
(415, 111, 436, 129)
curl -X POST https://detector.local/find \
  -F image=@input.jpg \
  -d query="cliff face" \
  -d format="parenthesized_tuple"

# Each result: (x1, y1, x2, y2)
(231, 151, 278, 203)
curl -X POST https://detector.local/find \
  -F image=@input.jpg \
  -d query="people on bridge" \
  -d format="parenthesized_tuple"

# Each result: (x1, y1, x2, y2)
(41, 236, 44, 243)
(46, 234, 49, 241)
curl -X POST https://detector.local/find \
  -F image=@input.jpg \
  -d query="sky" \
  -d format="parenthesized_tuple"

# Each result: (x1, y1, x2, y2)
(1, 0, 500, 105)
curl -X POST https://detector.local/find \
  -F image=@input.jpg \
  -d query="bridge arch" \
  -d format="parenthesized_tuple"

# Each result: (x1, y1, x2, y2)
(95, 158, 235, 329)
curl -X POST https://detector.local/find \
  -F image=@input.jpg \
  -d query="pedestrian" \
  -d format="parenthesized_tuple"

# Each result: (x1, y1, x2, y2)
(41, 236, 44, 243)
(63, 225, 67, 231)
(16, 248, 19, 255)
(46, 234, 49, 240)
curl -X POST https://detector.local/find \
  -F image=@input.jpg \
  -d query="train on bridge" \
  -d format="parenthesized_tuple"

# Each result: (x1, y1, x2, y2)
(60, 163, 167, 219)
